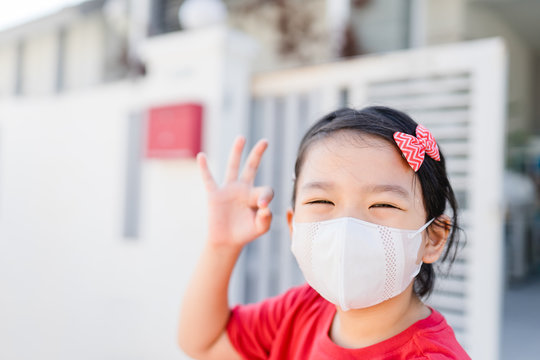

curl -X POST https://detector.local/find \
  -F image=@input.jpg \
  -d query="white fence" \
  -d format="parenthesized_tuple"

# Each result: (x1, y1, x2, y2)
(233, 38, 507, 360)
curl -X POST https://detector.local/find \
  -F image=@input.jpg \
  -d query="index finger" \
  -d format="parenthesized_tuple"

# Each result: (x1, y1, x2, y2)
(240, 139, 268, 184)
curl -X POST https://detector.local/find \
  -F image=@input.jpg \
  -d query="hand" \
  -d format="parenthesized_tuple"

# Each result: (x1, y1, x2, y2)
(197, 136, 274, 249)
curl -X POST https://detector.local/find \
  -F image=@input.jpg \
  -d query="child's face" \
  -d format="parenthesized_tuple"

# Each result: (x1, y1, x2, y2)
(290, 132, 427, 231)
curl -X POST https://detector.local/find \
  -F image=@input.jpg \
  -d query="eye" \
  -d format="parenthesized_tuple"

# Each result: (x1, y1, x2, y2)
(306, 200, 334, 205)
(370, 203, 399, 209)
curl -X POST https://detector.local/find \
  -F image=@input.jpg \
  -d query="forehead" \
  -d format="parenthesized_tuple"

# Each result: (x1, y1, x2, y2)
(297, 132, 421, 196)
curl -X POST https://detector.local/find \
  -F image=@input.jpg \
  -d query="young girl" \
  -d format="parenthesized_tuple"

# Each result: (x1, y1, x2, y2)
(178, 106, 470, 359)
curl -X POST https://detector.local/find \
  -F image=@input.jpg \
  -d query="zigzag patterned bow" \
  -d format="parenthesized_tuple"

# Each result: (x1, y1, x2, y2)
(393, 125, 440, 172)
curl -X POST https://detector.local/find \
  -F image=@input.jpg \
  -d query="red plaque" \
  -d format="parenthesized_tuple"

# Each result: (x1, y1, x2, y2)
(146, 103, 203, 158)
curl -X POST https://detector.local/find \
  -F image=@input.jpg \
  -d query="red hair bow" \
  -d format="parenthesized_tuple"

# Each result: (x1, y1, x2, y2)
(393, 125, 440, 172)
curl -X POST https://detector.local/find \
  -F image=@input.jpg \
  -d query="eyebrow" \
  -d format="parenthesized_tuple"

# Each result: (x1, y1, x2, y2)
(301, 181, 410, 199)
(367, 184, 411, 199)
(301, 181, 334, 191)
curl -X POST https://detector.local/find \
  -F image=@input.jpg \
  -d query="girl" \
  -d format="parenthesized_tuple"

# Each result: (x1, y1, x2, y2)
(178, 106, 470, 359)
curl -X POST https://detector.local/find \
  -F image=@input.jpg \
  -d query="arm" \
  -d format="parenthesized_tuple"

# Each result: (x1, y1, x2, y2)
(178, 137, 273, 360)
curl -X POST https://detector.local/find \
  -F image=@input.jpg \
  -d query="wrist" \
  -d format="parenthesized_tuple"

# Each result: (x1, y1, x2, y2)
(204, 239, 244, 257)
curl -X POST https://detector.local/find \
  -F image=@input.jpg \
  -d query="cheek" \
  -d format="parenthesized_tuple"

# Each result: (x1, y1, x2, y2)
(416, 235, 428, 264)
(290, 209, 317, 223)
(410, 176, 427, 215)
(412, 195, 428, 222)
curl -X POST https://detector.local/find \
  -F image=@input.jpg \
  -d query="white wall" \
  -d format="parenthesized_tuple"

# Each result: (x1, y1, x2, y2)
(425, 0, 466, 45)
(465, 3, 535, 134)
(64, 14, 106, 91)
(0, 43, 16, 97)
(351, 0, 410, 53)
(0, 13, 108, 98)
(0, 26, 257, 360)
(22, 30, 58, 96)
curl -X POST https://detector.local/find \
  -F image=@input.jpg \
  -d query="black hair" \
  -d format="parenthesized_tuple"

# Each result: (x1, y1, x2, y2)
(291, 106, 460, 298)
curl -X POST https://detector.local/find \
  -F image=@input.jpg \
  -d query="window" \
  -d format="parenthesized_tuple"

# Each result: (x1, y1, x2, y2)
(148, 0, 184, 36)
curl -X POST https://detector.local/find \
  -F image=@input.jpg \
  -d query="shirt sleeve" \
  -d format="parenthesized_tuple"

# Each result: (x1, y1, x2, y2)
(226, 284, 308, 360)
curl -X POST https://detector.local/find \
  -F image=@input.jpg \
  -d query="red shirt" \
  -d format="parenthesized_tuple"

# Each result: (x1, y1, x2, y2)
(227, 284, 470, 359)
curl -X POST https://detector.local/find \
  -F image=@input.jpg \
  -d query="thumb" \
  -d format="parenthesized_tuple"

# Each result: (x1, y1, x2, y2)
(254, 204, 273, 236)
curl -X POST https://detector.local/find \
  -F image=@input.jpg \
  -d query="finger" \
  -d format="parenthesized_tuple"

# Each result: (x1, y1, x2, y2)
(196, 153, 218, 192)
(255, 207, 273, 236)
(249, 186, 274, 209)
(240, 139, 268, 184)
(224, 136, 246, 183)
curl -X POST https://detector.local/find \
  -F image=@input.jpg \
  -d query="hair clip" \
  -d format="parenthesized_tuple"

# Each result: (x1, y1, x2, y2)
(393, 125, 440, 172)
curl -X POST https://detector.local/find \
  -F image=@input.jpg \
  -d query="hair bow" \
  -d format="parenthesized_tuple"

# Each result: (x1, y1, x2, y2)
(393, 125, 440, 172)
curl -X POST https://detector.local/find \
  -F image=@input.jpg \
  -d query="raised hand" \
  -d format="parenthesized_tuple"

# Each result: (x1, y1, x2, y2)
(197, 136, 274, 248)
(179, 137, 274, 359)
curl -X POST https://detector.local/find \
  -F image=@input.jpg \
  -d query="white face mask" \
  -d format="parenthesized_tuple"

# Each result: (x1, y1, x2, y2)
(291, 217, 433, 311)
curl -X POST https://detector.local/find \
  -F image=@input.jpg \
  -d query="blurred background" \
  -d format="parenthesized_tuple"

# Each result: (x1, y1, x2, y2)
(0, 0, 538, 359)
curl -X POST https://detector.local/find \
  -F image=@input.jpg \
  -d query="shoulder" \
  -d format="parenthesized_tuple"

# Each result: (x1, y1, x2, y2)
(272, 282, 318, 304)
(226, 284, 330, 359)
(233, 283, 319, 315)
(342, 308, 471, 360)
(278, 282, 321, 309)
(410, 309, 471, 360)
(227, 283, 324, 336)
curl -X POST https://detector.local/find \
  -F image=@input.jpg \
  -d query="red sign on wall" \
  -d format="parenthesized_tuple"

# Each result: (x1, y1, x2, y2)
(146, 103, 203, 158)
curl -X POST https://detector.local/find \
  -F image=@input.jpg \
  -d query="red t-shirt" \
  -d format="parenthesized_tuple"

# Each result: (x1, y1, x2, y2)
(227, 284, 470, 359)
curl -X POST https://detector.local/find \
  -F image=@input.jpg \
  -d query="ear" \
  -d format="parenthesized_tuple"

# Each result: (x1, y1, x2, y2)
(286, 208, 294, 239)
(422, 214, 451, 264)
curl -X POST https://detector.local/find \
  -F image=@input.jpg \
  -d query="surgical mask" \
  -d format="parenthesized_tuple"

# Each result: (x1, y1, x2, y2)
(291, 217, 433, 311)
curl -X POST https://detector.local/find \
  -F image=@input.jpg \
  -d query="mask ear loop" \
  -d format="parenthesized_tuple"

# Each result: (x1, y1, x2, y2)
(407, 218, 435, 239)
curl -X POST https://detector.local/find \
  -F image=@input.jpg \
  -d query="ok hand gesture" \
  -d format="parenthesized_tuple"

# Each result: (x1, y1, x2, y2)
(197, 136, 274, 249)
